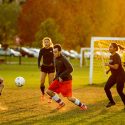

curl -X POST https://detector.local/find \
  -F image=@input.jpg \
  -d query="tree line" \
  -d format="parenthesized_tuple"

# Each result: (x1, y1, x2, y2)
(1, 0, 125, 51)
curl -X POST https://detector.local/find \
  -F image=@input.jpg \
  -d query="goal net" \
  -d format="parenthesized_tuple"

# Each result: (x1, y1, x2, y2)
(80, 37, 125, 84)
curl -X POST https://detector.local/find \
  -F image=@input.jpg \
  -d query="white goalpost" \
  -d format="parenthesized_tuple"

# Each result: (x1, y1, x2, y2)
(80, 37, 125, 85)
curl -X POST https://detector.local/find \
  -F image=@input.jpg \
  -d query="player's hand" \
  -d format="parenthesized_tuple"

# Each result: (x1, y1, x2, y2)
(105, 63, 109, 66)
(58, 77, 63, 82)
(106, 70, 109, 74)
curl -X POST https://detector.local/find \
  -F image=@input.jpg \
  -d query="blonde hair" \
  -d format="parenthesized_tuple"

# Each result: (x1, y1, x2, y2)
(42, 37, 53, 48)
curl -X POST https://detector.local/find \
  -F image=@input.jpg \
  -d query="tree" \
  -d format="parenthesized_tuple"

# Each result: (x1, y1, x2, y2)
(18, 0, 125, 50)
(0, 2, 20, 45)
(34, 18, 64, 47)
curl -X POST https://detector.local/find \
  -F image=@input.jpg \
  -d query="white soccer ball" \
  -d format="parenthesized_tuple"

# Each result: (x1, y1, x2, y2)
(15, 76, 25, 87)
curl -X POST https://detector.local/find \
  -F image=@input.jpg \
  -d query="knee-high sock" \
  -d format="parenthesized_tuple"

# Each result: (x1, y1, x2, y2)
(52, 94, 63, 104)
(40, 85, 45, 95)
(74, 99, 82, 107)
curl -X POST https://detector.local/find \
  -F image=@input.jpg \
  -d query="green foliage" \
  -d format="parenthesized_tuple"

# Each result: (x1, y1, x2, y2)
(35, 18, 64, 47)
(18, 0, 125, 50)
(0, 3, 20, 44)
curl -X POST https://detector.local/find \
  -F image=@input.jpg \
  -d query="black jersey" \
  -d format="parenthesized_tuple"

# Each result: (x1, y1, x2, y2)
(109, 53, 124, 76)
(54, 54, 73, 81)
(38, 47, 54, 67)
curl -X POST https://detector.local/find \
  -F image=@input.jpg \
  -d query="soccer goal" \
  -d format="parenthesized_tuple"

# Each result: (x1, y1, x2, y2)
(80, 37, 125, 85)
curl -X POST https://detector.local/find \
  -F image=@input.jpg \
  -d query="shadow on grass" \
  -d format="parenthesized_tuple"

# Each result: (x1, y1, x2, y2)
(1, 97, 125, 125)
(83, 82, 115, 88)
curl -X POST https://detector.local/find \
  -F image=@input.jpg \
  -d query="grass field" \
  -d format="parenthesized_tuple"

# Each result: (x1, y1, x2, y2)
(0, 59, 125, 125)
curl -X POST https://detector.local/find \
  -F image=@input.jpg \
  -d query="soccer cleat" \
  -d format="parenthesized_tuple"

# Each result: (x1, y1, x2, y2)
(80, 103, 87, 110)
(48, 97, 52, 103)
(41, 95, 45, 101)
(106, 102, 115, 108)
(56, 102, 65, 110)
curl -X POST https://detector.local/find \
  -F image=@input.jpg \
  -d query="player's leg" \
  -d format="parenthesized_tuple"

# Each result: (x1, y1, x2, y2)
(0, 78, 4, 96)
(47, 73, 55, 103)
(40, 72, 47, 100)
(47, 89, 65, 109)
(46, 80, 65, 109)
(67, 96, 87, 110)
(104, 75, 116, 107)
(48, 73, 55, 85)
(116, 76, 125, 106)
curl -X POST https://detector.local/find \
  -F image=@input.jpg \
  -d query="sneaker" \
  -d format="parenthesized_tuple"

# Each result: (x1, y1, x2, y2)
(80, 103, 87, 110)
(56, 102, 65, 110)
(41, 95, 45, 101)
(106, 102, 115, 108)
(48, 97, 52, 103)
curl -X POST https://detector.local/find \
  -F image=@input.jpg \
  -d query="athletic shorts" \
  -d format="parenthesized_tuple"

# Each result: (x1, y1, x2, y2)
(40, 65, 55, 73)
(48, 80, 72, 97)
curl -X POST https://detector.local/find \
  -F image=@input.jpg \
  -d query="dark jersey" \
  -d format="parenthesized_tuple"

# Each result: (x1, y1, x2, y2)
(54, 54, 73, 81)
(109, 53, 124, 76)
(38, 47, 54, 67)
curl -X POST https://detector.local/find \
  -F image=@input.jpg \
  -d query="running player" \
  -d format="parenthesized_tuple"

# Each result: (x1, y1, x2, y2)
(38, 37, 55, 102)
(105, 43, 125, 108)
(0, 78, 4, 96)
(46, 44, 87, 110)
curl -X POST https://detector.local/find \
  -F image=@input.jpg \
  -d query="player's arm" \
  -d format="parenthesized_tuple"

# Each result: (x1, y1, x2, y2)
(105, 63, 119, 70)
(105, 55, 120, 70)
(106, 69, 110, 74)
(38, 49, 43, 68)
(59, 57, 73, 80)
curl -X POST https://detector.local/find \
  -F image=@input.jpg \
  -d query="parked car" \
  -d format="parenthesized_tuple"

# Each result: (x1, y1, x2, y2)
(28, 48, 40, 58)
(84, 51, 91, 59)
(70, 50, 81, 59)
(9, 48, 21, 56)
(62, 50, 71, 58)
(0, 48, 21, 56)
(62, 49, 76, 59)
(15, 47, 34, 57)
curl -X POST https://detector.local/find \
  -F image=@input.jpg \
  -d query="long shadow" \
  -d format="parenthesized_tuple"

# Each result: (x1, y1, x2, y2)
(35, 98, 125, 125)
(83, 82, 120, 88)
(1, 96, 124, 125)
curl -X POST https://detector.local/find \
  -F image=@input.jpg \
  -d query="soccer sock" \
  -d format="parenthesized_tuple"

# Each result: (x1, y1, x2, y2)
(74, 99, 82, 107)
(40, 85, 45, 95)
(52, 94, 63, 104)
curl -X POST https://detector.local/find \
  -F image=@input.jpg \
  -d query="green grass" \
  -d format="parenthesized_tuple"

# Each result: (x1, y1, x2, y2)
(0, 59, 125, 125)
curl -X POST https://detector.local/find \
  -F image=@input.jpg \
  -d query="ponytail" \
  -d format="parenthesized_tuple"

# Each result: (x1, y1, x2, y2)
(117, 44, 125, 50)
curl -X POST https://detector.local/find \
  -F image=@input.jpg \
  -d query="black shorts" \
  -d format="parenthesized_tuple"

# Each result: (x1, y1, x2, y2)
(40, 65, 55, 73)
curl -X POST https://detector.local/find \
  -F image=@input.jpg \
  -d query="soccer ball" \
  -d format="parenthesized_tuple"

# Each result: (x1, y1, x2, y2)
(15, 76, 25, 87)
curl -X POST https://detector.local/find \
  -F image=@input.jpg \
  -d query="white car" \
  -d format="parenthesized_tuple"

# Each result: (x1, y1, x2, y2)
(28, 48, 40, 58)
(9, 48, 21, 56)
(70, 50, 81, 59)
(0, 48, 21, 56)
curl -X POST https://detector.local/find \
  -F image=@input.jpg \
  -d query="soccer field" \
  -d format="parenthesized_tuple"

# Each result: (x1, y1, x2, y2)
(0, 60, 125, 125)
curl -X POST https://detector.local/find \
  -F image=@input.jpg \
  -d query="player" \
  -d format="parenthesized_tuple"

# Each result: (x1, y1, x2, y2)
(38, 37, 55, 102)
(46, 44, 87, 110)
(0, 78, 4, 96)
(118, 45, 125, 67)
(105, 43, 125, 108)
